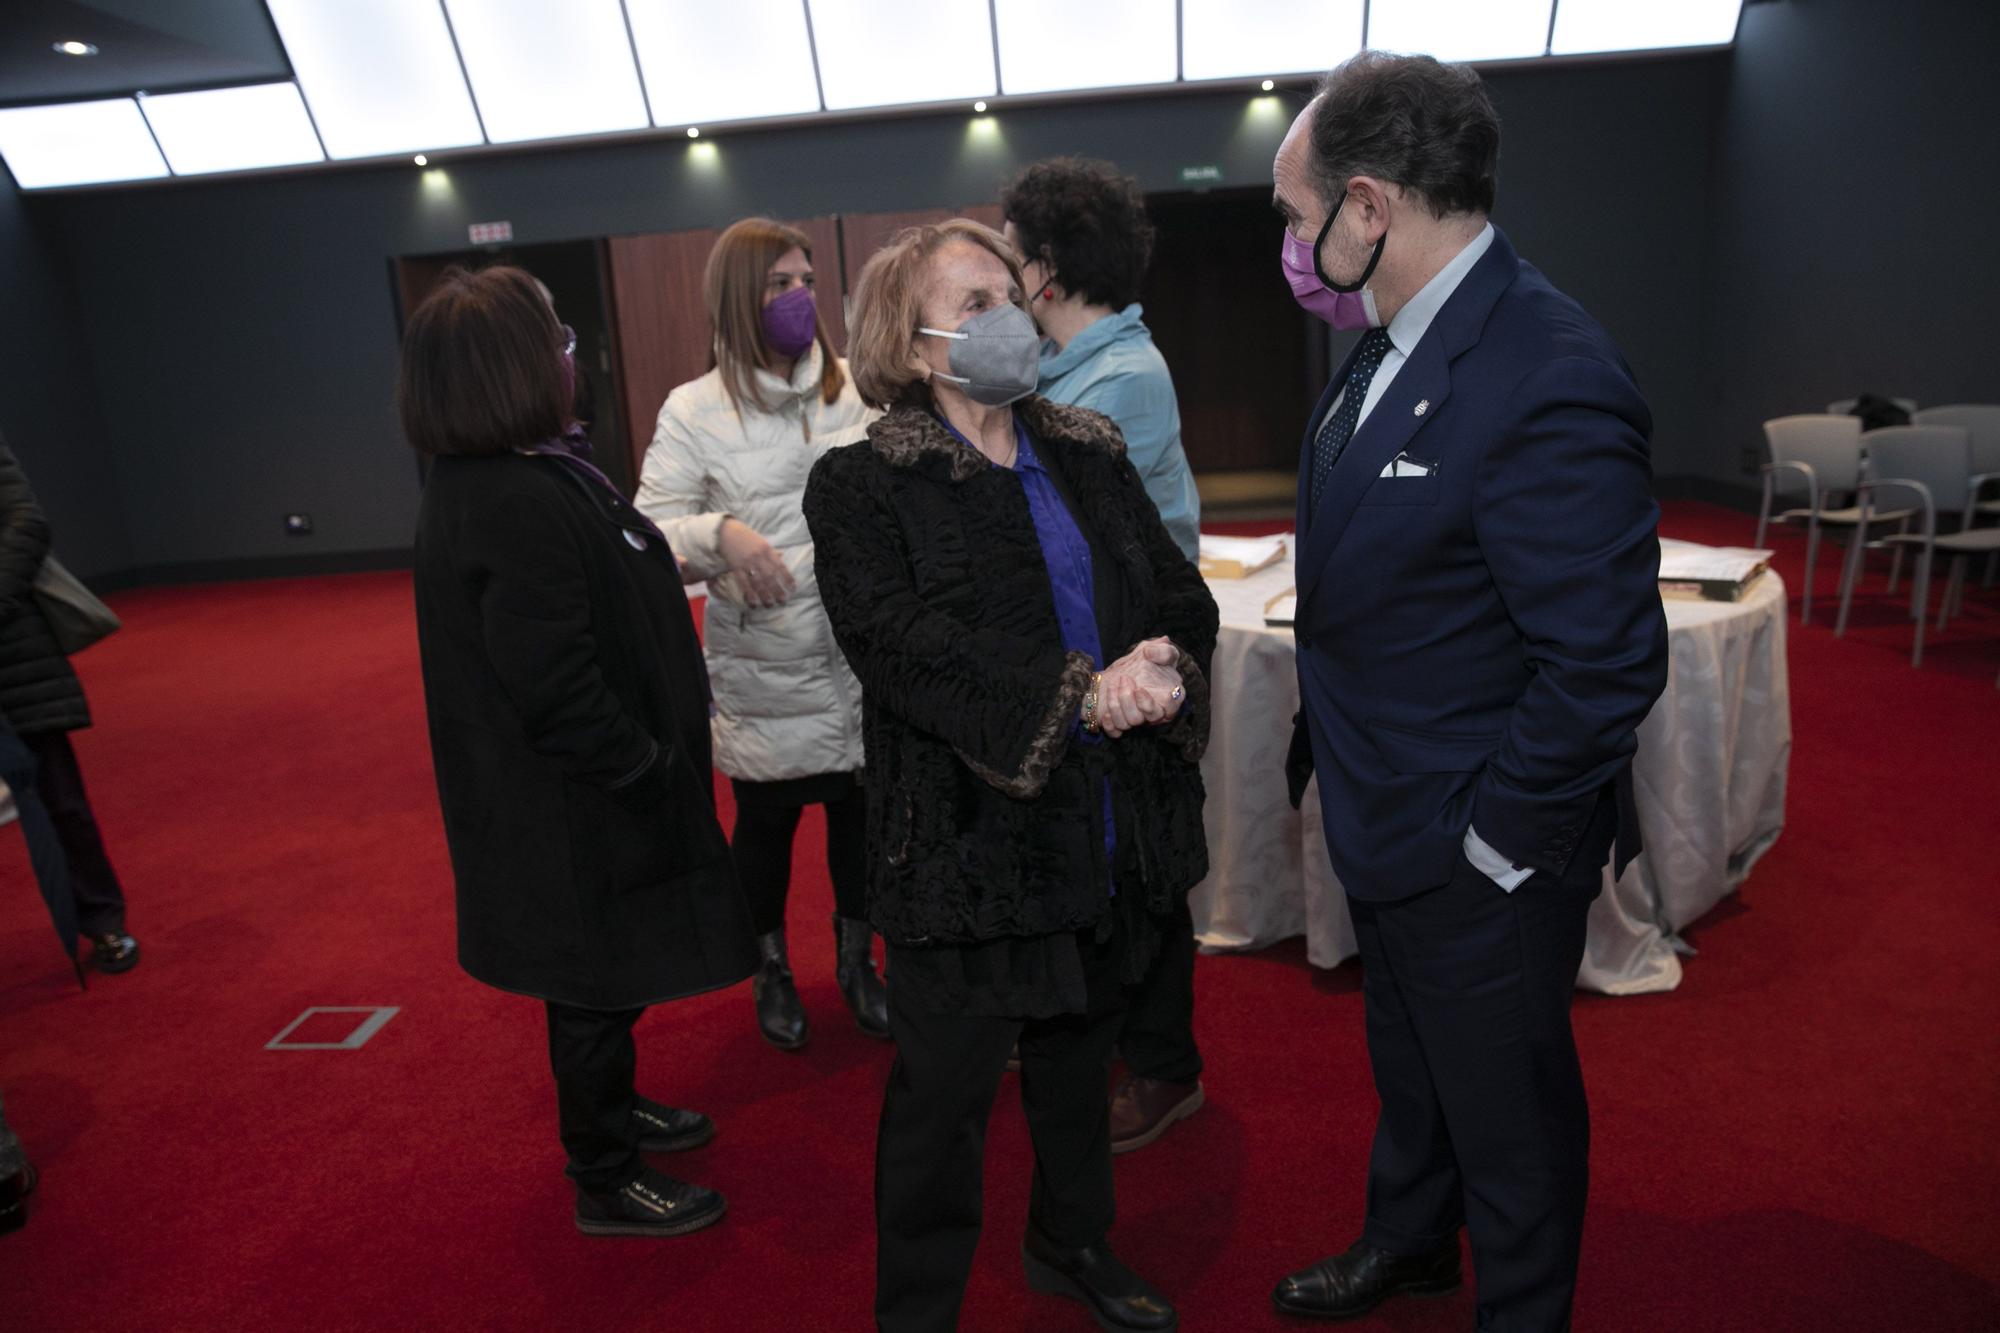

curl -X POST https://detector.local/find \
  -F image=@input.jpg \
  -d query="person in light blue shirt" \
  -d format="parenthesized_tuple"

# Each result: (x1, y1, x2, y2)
(1001, 159, 1202, 564)
(1000, 156, 1209, 1157)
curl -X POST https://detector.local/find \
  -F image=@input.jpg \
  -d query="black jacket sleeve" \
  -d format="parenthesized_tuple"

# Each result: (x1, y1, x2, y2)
(0, 443, 53, 622)
(805, 448, 1095, 800)
(453, 485, 663, 797)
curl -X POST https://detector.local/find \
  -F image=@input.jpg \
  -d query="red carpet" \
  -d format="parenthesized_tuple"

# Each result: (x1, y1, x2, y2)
(2, 502, 1996, 1330)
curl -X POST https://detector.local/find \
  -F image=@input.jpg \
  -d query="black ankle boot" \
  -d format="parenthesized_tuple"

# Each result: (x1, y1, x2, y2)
(833, 915, 890, 1039)
(752, 930, 808, 1050)
(0, 1158, 35, 1236)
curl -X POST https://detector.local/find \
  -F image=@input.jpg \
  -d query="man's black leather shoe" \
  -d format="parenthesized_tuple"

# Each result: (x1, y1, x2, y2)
(92, 933, 140, 974)
(1022, 1229, 1176, 1330)
(1272, 1238, 1461, 1319)
(574, 1168, 725, 1237)
(632, 1097, 714, 1152)
(0, 1160, 35, 1236)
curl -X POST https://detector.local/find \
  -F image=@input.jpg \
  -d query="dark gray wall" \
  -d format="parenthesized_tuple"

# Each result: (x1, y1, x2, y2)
(19, 54, 1723, 573)
(0, 182, 131, 577)
(1702, 0, 2000, 481)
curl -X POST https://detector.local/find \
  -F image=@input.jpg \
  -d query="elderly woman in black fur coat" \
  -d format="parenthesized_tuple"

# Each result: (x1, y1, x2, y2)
(804, 220, 1218, 1333)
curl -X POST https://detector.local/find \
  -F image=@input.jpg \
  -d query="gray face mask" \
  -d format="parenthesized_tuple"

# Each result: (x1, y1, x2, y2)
(918, 303, 1040, 406)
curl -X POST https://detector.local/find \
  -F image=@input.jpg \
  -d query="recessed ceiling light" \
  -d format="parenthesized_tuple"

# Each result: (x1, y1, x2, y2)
(973, 100, 988, 113)
(54, 41, 99, 57)
(1261, 79, 1275, 91)
(686, 126, 700, 138)
(413, 154, 428, 166)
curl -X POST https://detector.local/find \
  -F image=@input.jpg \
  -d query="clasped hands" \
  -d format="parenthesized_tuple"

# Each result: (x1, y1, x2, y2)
(1089, 637, 1185, 738)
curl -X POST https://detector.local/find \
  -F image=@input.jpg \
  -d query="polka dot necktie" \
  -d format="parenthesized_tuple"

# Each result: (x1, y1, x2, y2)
(1311, 328, 1394, 511)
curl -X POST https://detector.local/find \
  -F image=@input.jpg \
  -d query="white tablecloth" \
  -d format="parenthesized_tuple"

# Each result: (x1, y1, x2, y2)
(1189, 546, 1792, 994)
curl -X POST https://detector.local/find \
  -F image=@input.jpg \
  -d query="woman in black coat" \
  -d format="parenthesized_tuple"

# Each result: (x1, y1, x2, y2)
(405, 266, 756, 1238)
(803, 221, 1218, 1332)
(0, 436, 138, 973)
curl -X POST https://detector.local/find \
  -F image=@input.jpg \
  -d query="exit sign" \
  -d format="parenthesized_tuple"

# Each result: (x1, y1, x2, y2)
(469, 220, 513, 245)
(1178, 165, 1223, 185)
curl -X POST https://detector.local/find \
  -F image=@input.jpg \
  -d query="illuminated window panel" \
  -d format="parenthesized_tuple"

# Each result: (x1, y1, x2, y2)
(1366, 0, 1553, 63)
(624, 0, 823, 127)
(807, 0, 996, 111)
(267, 0, 485, 159)
(443, 0, 649, 143)
(1551, 0, 1744, 55)
(138, 83, 325, 176)
(0, 99, 169, 189)
(994, 0, 1176, 95)
(1181, 0, 1365, 81)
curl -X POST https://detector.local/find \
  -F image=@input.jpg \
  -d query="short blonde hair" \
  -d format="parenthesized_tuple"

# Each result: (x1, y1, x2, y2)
(846, 219, 1027, 410)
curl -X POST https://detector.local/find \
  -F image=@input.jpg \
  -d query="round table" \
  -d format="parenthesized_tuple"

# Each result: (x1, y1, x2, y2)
(1189, 547, 1792, 994)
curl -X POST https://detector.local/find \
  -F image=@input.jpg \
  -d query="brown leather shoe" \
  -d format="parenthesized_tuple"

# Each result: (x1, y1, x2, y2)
(1108, 1076, 1204, 1154)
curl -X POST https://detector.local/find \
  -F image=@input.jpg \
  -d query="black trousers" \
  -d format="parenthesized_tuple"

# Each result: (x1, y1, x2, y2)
(24, 732, 127, 937)
(544, 1001, 646, 1194)
(731, 779, 866, 935)
(1349, 798, 1615, 1333)
(1115, 893, 1202, 1083)
(874, 936, 1127, 1332)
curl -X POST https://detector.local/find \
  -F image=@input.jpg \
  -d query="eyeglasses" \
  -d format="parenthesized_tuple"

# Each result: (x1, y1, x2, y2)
(559, 324, 577, 357)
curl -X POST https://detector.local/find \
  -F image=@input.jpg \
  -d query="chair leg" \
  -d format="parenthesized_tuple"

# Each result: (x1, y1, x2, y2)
(1887, 516, 1908, 594)
(1937, 556, 1964, 632)
(1754, 481, 1772, 552)
(1835, 519, 1869, 637)
(1801, 515, 1820, 625)
(1911, 548, 1932, 668)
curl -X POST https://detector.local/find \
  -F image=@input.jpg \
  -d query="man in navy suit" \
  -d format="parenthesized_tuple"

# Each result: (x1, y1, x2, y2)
(1266, 53, 1668, 1331)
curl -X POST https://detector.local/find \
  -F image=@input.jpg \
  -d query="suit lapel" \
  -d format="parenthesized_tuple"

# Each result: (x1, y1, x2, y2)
(1297, 337, 1451, 602)
(1295, 367, 1350, 542)
(1294, 228, 1521, 605)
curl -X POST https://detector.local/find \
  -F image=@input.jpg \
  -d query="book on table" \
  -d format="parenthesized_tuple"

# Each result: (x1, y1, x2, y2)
(1198, 533, 1287, 579)
(1657, 539, 1774, 602)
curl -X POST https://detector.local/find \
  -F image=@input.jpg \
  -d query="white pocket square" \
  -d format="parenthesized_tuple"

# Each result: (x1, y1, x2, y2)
(1379, 454, 1437, 478)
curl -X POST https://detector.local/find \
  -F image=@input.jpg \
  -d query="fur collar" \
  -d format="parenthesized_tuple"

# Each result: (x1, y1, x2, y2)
(866, 396, 1127, 482)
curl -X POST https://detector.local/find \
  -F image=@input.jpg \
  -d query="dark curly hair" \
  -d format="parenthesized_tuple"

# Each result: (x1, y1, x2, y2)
(999, 156, 1156, 310)
(1310, 51, 1500, 219)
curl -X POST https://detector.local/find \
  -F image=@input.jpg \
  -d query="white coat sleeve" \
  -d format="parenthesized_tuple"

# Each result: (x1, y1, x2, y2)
(634, 398, 731, 582)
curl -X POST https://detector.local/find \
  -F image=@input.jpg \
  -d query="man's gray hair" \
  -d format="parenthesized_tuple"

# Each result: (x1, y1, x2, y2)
(1310, 51, 1501, 218)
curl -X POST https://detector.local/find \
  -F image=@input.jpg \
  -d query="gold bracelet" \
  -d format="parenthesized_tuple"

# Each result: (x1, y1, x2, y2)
(1083, 673, 1102, 734)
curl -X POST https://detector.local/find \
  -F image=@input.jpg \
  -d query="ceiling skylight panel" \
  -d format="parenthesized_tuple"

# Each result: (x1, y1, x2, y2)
(266, 0, 485, 159)
(0, 99, 169, 189)
(443, 0, 650, 143)
(138, 83, 325, 175)
(624, 0, 823, 127)
(993, 0, 1177, 95)
(1180, 0, 1365, 81)
(1551, 0, 1745, 55)
(1366, 0, 1553, 63)
(806, 0, 997, 111)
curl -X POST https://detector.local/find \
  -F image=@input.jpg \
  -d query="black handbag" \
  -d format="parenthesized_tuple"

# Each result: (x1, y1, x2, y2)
(30, 554, 121, 655)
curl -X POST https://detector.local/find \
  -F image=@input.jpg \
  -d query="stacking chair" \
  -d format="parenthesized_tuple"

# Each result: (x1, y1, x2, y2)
(1826, 395, 1919, 417)
(1835, 426, 2000, 666)
(1914, 405, 2000, 580)
(1756, 414, 1906, 623)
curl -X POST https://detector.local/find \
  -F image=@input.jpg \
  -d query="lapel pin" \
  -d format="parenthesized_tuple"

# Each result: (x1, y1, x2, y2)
(1414, 399, 1430, 416)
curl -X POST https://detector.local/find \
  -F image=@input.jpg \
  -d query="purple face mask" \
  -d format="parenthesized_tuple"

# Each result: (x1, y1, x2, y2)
(1281, 226, 1380, 331)
(762, 284, 819, 358)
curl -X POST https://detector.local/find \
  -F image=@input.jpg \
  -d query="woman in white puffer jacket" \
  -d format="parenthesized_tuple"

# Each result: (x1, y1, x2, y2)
(636, 218, 884, 1050)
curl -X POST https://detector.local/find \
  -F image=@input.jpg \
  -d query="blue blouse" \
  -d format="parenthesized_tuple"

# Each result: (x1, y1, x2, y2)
(935, 413, 1117, 894)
